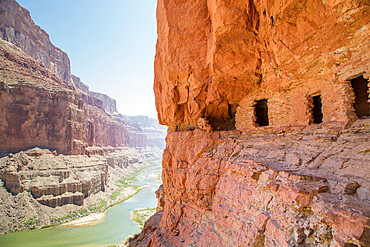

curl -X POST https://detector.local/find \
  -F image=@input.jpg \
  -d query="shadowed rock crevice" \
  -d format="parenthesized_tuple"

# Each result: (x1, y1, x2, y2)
(351, 75, 370, 118)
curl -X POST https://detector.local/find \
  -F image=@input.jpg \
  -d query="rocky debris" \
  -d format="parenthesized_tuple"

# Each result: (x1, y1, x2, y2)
(196, 118, 213, 132)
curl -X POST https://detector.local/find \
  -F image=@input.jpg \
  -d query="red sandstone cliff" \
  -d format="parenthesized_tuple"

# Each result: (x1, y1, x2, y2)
(154, 0, 369, 131)
(0, 38, 147, 154)
(0, 0, 147, 153)
(0, 0, 71, 81)
(132, 0, 370, 246)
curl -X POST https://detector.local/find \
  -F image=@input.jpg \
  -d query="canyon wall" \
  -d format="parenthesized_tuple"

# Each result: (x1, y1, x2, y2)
(0, 38, 130, 154)
(0, 0, 71, 81)
(71, 75, 119, 115)
(0, 0, 149, 153)
(133, 0, 370, 246)
(90, 91, 117, 115)
(121, 115, 167, 149)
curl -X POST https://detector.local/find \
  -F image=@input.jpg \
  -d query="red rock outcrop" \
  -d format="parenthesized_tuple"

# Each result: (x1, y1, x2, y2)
(132, 0, 370, 246)
(145, 122, 369, 246)
(154, 0, 369, 131)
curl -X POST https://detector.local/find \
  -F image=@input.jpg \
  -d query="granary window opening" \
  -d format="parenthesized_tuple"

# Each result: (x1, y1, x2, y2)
(254, 99, 269, 126)
(351, 75, 370, 118)
(311, 95, 323, 124)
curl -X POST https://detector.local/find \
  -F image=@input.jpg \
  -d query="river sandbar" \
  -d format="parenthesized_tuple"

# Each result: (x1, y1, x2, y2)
(62, 213, 105, 227)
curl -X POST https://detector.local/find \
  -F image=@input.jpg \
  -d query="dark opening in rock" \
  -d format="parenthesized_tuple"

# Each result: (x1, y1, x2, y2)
(312, 95, 323, 124)
(254, 99, 269, 127)
(208, 117, 236, 131)
(351, 76, 370, 118)
(206, 102, 237, 131)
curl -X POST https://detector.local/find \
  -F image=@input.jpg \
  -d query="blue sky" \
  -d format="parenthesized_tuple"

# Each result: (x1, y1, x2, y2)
(17, 0, 158, 118)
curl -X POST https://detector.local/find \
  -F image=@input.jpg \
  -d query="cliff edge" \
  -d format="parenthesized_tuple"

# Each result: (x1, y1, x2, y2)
(131, 0, 370, 246)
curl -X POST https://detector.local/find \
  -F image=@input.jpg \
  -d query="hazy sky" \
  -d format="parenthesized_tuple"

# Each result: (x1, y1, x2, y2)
(17, 0, 158, 118)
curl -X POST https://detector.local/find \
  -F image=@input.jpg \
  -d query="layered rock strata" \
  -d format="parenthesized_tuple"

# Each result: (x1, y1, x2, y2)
(0, 0, 148, 153)
(132, 0, 370, 246)
(0, 146, 157, 234)
(0, 37, 145, 154)
(90, 91, 118, 115)
(0, 148, 106, 207)
(0, 147, 146, 208)
(0, 0, 71, 81)
(120, 115, 167, 149)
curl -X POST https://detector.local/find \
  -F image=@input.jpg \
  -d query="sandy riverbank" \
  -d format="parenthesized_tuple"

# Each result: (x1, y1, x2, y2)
(62, 213, 105, 227)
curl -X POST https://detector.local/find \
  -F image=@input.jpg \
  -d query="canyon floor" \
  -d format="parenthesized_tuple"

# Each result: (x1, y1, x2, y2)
(0, 146, 162, 234)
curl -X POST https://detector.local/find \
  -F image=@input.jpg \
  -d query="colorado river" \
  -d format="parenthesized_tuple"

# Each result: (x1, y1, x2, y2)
(0, 159, 162, 247)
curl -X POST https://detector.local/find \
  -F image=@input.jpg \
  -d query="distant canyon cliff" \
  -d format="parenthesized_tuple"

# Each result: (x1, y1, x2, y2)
(0, 0, 165, 155)
(130, 0, 370, 246)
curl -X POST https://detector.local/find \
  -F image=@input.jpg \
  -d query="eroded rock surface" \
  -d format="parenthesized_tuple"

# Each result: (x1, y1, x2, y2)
(0, 147, 147, 207)
(132, 0, 370, 246)
(154, 0, 369, 131)
(136, 120, 370, 246)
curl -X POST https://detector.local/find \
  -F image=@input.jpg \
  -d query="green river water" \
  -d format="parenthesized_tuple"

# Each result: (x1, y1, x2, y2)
(0, 159, 162, 247)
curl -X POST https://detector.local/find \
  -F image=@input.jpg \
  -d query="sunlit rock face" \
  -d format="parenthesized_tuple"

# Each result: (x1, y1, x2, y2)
(119, 115, 167, 149)
(154, 0, 369, 131)
(90, 91, 118, 115)
(131, 0, 370, 246)
(0, 39, 128, 154)
(0, 0, 148, 154)
(0, 148, 146, 205)
(0, 0, 71, 81)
